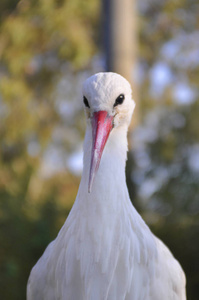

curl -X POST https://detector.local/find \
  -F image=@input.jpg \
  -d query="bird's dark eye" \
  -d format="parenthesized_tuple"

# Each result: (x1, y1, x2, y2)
(114, 94, 125, 107)
(83, 96, 90, 108)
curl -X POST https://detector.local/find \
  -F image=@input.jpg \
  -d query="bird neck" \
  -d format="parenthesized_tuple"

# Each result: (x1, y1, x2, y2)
(66, 125, 158, 276)
(76, 125, 130, 212)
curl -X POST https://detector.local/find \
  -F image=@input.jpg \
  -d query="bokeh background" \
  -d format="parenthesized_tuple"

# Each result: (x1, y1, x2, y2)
(0, 0, 199, 299)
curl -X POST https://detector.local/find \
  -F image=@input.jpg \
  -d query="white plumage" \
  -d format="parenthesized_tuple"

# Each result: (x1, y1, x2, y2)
(27, 72, 186, 300)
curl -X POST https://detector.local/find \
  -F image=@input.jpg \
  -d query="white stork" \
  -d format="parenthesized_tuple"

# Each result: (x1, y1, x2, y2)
(27, 72, 186, 300)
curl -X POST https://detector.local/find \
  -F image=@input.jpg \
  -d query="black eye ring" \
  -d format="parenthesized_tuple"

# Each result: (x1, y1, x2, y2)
(114, 94, 125, 107)
(83, 96, 90, 108)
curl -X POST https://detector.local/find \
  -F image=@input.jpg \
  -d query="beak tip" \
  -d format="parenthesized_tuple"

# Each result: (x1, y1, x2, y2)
(88, 179, 92, 193)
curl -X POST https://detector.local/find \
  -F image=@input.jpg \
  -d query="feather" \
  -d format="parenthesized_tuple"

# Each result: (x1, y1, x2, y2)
(27, 73, 186, 300)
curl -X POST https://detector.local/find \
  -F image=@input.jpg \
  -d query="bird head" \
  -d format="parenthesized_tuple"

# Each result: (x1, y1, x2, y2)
(82, 72, 135, 193)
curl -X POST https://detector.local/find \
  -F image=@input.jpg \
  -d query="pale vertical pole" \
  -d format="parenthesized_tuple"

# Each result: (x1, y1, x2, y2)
(103, 0, 138, 128)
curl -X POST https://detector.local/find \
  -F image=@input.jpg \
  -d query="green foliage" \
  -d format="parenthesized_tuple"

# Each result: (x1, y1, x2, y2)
(0, 0, 98, 298)
(130, 103, 199, 298)
(0, 0, 199, 299)
(127, 0, 199, 298)
(0, 173, 79, 299)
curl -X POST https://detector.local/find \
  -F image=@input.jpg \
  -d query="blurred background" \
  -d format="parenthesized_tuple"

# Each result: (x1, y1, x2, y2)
(0, 0, 199, 299)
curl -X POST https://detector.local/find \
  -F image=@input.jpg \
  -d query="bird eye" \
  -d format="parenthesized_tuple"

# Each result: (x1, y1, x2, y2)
(114, 94, 125, 107)
(83, 96, 90, 108)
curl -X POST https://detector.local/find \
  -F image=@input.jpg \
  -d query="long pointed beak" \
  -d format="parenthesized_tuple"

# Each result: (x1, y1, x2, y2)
(88, 111, 114, 193)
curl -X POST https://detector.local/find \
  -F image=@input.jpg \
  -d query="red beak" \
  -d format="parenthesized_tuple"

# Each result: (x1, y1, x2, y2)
(88, 111, 113, 193)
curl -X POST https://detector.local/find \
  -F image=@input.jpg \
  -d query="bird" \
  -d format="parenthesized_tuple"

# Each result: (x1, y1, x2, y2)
(27, 72, 186, 300)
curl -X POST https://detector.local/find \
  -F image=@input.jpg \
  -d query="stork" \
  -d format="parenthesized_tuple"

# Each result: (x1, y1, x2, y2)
(27, 72, 186, 300)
